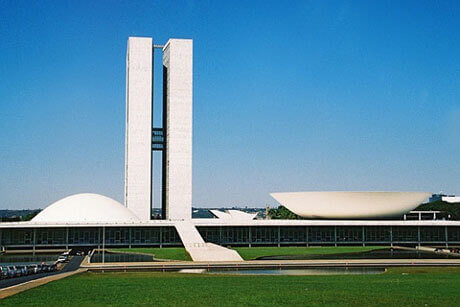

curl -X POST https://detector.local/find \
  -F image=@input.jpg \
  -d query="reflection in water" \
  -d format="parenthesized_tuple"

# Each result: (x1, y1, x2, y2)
(91, 253, 155, 263)
(257, 248, 459, 260)
(179, 269, 206, 274)
(206, 267, 385, 275)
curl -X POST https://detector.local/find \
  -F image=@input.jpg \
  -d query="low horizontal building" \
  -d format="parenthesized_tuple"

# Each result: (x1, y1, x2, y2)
(1, 194, 459, 250)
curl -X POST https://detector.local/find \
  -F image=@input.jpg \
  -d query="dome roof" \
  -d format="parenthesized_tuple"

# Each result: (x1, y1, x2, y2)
(32, 193, 140, 223)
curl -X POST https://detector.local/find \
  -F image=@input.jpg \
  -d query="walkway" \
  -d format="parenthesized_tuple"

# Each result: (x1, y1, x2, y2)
(174, 221, 243, 261)
(81, 258, 460, 271)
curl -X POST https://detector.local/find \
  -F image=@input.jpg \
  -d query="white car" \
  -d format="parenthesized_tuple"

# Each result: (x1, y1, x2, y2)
(56, 255, 69, 263)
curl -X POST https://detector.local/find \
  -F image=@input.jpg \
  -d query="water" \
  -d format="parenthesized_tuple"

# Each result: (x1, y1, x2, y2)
(202, 267, 385, 275)
(91, 253, 155, 263)
(257, 248, 459, 260)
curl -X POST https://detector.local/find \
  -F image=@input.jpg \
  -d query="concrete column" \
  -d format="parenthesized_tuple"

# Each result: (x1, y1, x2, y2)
(33, 228, 36, 255)
(277, 226, 281, 247)
(418, 226, 421, 247)
(125, 37, 153, 221)
(248, 227, 252, 248)
(445, 226, 449, 248)
(162, 39, 193, 220)
(66, 227, 69, 250)
(159, 227, 163, 248)
(102, 226, 105, 263)
(305, 226, 309, 247)
(390, 226, 393, 247)
(219, 226, 222, 245)
(129, 227, 132, 249)
(334, 226, 337, 247)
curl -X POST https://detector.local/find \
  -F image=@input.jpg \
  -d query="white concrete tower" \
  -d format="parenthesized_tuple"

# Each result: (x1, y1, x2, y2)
(163, 39, 193, 220)
(125, 37, 153, 221)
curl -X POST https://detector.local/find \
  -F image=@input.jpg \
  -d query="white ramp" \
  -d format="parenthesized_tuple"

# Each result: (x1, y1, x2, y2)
(174, 221, 243, 262)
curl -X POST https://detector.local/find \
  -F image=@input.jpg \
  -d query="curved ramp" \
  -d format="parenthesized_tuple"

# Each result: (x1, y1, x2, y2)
(174, 221, 242, 261)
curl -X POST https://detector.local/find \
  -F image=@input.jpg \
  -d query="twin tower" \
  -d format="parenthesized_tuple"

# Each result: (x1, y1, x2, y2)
(124, 37, 193, 221)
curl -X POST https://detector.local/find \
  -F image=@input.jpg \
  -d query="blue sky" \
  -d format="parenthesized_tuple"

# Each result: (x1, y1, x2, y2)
(0, 1, 459, 209)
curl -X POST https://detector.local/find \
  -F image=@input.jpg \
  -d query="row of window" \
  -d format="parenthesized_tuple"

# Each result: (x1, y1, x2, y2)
(0, 227, 181, 246)
(0, 226, 459, 246)
(198, 226, 460, 244)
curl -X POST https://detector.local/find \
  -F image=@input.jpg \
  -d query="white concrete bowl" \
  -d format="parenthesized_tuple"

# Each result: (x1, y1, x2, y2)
(270, 191, 431, 219)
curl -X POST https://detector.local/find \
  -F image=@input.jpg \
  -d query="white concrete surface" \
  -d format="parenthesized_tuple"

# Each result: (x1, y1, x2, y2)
(32, 194, 140, 223)
(163, 39, 193, 220)
(6, 215, 460, 228)
(174, 221, 243, 261)
(125, 37, 153, 221)
(443, 196, 460, 203)
(210, 209, 258, 221)
(271, 191, 431, 219)
(174, 220, 205, 245)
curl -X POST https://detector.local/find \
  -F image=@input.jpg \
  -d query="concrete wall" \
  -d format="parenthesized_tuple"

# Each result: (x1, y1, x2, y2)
(125, 37, 153, 221)
(163, 39, 193, 220)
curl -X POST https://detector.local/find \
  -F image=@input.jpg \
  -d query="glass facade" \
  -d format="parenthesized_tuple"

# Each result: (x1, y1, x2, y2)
(0, 226, 181, 247)
(308, 226, 335, 243)
(365, 226, 391, 242)
(0, 225, 459, 248)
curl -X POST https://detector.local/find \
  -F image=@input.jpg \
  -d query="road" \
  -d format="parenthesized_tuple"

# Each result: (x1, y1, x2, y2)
(0, 256, 83, 289)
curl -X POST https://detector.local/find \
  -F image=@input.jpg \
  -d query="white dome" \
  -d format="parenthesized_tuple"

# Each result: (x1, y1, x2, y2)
(32, 193, 140, 223)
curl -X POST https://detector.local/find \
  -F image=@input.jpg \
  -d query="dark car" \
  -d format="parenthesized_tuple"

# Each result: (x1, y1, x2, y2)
(7, 266, 19, 278)
(16, 265, 27, 276)
(29, 264, 40, 274)
(0, 267, 9, 279)
(26, 265, 36, 275)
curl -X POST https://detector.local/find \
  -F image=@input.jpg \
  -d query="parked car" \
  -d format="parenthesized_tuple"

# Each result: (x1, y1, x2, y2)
(26, 265, 35, 275)
(49, 263, 57, 271)
(0, 267, 9, 279)
(7, 266, 19, 278)
(17, 265, 27, 276)
(37, 264, 45, 273)
(28, 264, 40, 274)
(56, 255, 68, 263)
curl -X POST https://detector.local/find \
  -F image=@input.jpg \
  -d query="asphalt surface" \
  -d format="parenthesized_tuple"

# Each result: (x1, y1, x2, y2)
(0, 256, 83, 289)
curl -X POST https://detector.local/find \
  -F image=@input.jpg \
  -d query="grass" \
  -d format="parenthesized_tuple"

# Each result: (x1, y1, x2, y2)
(112, 246, 387, 261)
(112, 247, 192, 261)
(3, 267, 460, 306)
(233, 246, 387, 260)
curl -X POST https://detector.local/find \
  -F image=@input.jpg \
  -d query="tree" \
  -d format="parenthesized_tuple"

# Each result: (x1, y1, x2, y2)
(415, 200, 460, 220)
(268, 206, 304, 219)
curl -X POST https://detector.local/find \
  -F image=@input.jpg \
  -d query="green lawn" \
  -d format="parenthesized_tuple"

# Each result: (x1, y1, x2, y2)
(112, 246, 386, 261)
(3, 267, 460, 306)
(234, 246, 387, 260)
(112, 247, 192, 261)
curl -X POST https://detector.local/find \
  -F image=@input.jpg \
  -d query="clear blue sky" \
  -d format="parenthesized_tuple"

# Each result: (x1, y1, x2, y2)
(0, 1, 459, 209)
